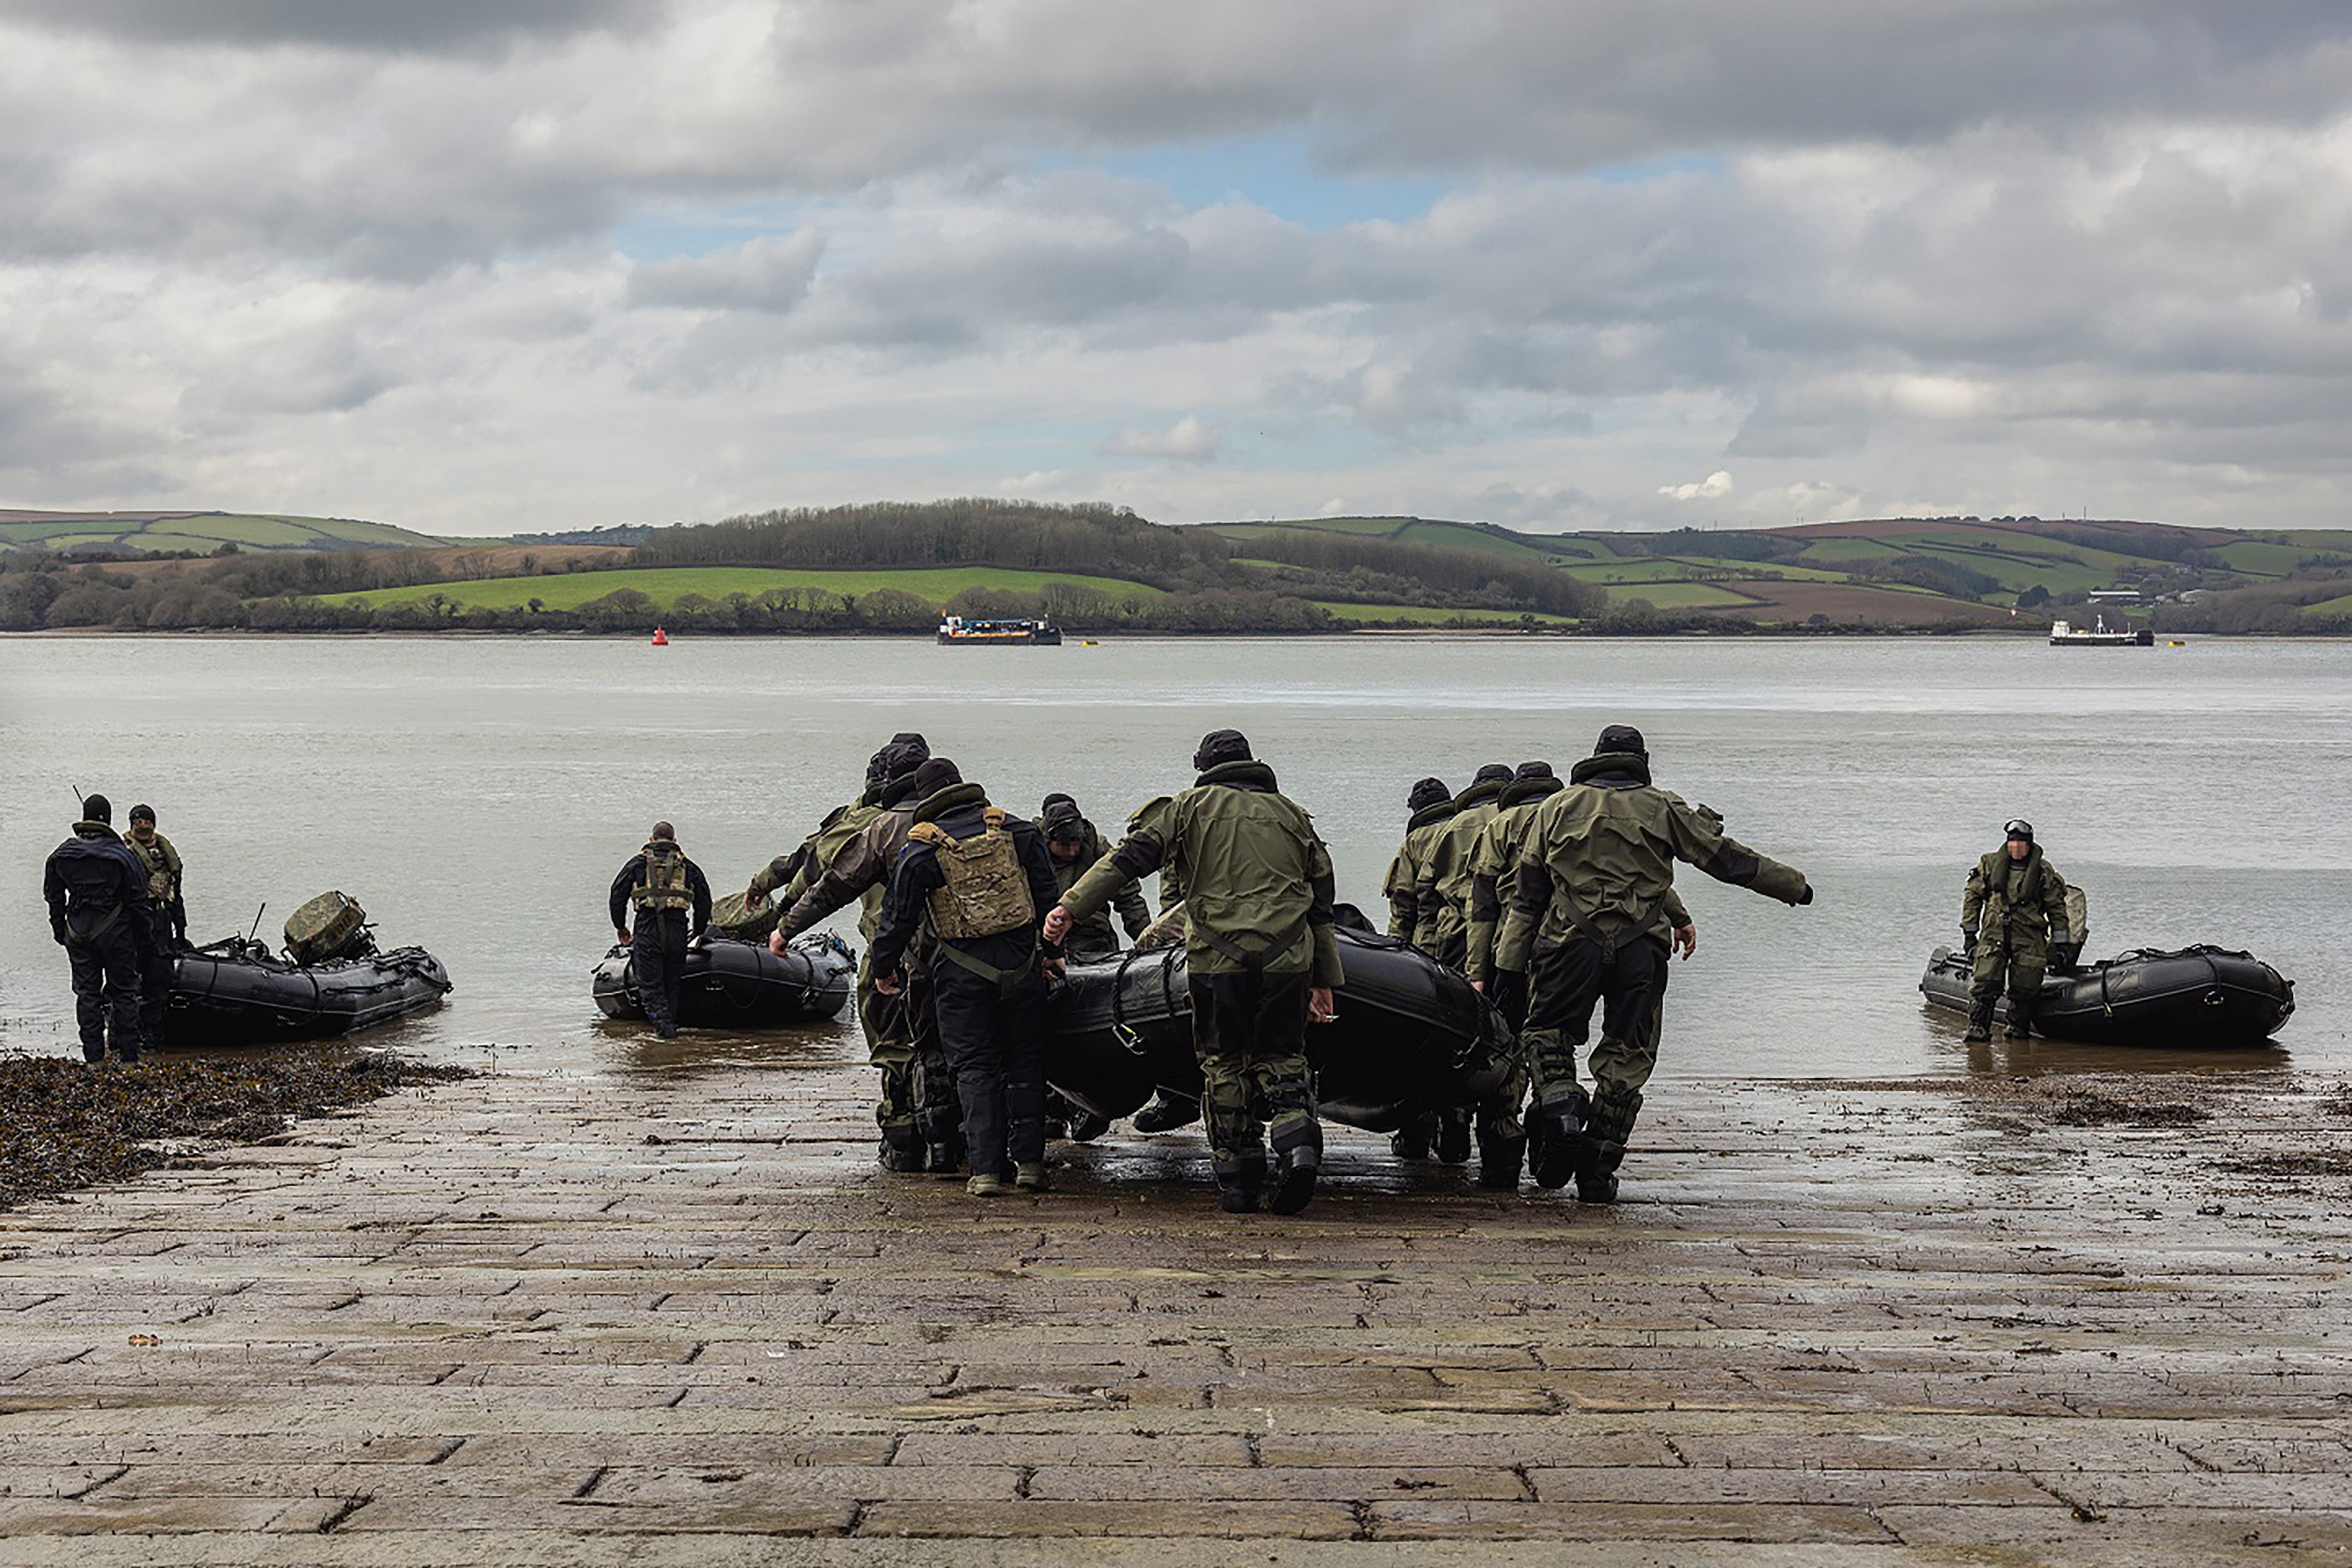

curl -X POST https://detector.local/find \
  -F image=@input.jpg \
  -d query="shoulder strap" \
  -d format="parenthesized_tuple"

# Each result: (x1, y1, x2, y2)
(908, 821, 952, 849)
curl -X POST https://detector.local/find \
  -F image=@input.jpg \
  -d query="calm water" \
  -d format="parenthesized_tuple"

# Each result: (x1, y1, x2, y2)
(2, 634, 2345, 1080)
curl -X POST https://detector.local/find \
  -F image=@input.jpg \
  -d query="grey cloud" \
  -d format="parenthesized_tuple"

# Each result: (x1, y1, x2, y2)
(630, 231, 825, 313)
(8, 0, 661, 54)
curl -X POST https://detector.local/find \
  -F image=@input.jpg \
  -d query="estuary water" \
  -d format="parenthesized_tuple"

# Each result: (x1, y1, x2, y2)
(2, 633, 2346, 1080)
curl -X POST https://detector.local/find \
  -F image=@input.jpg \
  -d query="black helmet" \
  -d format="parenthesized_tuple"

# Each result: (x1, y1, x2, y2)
(1407, 777, 1451, 812)
(2005, 818, 2034, 843)
(1512, 760, 1553, 782)
(1595, 724, 1647, 759)
(1193, 729, 1252, 770)
(912, 757, 962, 796)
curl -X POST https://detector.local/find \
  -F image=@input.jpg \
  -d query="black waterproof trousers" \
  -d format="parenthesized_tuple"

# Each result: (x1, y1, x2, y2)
(632, 911, 690, 1037)
(928, 958, 1047, 1180)
(67, 924, 145, 1063)
(1522, 934, 1670, 1103)
(137, 908, 175, 1045)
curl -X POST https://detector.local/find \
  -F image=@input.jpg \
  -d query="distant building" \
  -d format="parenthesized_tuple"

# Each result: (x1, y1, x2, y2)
(2087, 587, 2146, 605)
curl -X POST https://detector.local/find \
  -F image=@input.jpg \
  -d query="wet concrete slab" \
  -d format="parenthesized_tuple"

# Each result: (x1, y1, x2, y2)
(2, 1059, 2349, 1565)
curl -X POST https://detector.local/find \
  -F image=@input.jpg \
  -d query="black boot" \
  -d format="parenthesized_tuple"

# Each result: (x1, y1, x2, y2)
(927, 1132, 966, 1178)
(1133, 1090, 1201, 1133)
(1268, 1146, 1320, 1216)
(2005, 994, 2035, 1041)
(1475, 1131, 1525, 1191)
(1064, 1108, 1110, 1142)
(1530, 1087, 1589, 1190)
(1576, 1087, 1643, 1204)
(1964, 996, 1996, 1044)
(878, 1130, 926, 1173)
(1388, 1111, 1434, 1160)
(1217, 1155, 1266, 1215)
(1434, 1108, 1472, 1165)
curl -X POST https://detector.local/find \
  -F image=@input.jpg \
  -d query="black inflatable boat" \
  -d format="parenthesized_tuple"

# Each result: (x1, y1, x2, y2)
(1045, 926, 1516, 1133)
(592, 932, 857, 1028)
(163, 937, 452, 1048)
(1919, 944, 2294, 1048)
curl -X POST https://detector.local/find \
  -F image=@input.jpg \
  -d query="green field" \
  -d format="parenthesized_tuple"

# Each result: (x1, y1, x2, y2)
(1312, 601, 1575, 627)
(328, 565, 1168, 613)
(1, 510, 444, 553)
(2304, 592, 2352, 618)
(1601, 581, 1758, 610)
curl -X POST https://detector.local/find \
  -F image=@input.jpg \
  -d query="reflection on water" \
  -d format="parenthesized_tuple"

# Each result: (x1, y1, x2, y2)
(2, 634, 2344, 1081)
(598, 1018, 860, 1077)
(1916, 1003, 2296, 1077)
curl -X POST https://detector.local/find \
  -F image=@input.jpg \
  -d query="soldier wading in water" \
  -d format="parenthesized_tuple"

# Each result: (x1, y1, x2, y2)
(1048, 730, 1341, 1216)
(1960, 819, 2072, 1043)
(610, 822, 711, 1041)
(1497, 725, 1812, 1201)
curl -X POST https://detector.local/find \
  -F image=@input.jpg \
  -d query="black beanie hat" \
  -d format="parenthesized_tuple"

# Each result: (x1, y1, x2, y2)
(1595, 724, 1647, 758)
(889, 732, 930, 762)
(1039, 798, 1084, 840)
(1513, 761, 1554, 782)
(864, 747, 895, 785)
(1472, 762, 1513, 786)
(912, 757, 962, 796)
(1193, 729, 1252, 770)
(883, 742, 927, 782)
(81, 793, 111, 824)
(1039, 791, 1076, 815)
(1407, 777, 1451, 812)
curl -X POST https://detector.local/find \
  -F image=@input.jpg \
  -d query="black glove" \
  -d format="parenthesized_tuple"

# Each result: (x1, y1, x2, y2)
(1796, 884, 1814, 906)
(1960, 925, 1978, 955)
(51, 923, 68, 947)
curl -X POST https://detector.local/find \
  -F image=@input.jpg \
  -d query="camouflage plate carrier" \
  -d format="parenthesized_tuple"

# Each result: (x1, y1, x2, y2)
(633, 843, 694, 915)
(909, 808, 1035, 940)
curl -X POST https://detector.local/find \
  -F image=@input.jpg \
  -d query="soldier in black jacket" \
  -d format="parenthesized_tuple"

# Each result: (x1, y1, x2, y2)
(871, 759, 1064, 1197)
(44, 793, 155, 1064)
(610, 821, 712, 1040)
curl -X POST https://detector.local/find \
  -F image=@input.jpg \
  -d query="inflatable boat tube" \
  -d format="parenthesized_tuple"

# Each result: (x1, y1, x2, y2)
(1919, 944, 2294, 1048)
(163, 937, 452, 1048)
(1044, 925, 1516, 1133)
(593, 931, 857, 1027)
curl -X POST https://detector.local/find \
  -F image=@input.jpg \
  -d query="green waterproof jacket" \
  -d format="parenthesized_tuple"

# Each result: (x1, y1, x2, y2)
(750, 795, 875, 906)
(1052, 819, 1153, 954)
(1961, 845, 2070, 962)
(1382, 800, 1456, 945)
(1061, 760, 1343, 986)
(1413, 779, 1506, 967)
(1495, 752, 1810, 973)
(774, 777, 925, 945)
(1126, 794, 1186, 911)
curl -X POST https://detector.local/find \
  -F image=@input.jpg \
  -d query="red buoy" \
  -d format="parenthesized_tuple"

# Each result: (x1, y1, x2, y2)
(651, 627, 669, 646)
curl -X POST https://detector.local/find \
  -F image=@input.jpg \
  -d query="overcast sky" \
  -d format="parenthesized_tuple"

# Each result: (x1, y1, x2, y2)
(4, 1, 2349, 536)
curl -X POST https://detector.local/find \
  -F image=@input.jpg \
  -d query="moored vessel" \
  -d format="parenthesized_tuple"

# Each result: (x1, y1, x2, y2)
(2049, 615, 2154, 647)
(1919, 944, 2293, 1048)
(937, 615, 1064, 646)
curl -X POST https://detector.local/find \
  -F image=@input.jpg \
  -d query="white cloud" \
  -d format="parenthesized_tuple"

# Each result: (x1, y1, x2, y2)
(1660, 470, 1734, 501)
(1104, 414, 1224, 461)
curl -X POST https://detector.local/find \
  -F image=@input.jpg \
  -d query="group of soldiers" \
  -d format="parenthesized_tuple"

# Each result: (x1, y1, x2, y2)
(41, 794, 188, 1064)
(607, 722, 1844, 1213)
(1380, 725, 1812, 1200)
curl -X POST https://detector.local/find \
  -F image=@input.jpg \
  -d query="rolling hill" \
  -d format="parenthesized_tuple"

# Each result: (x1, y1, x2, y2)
(0, 509, 446, 554)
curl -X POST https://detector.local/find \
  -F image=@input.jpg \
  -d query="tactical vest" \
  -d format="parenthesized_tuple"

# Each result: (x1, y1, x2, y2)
(129, 835, 178, 900)
(633, 844, 694, 913)
(908, 808, 1034, 940)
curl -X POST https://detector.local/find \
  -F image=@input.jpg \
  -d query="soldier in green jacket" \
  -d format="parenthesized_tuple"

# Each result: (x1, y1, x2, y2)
(1412, 763, 1512, 969)
(1038, 794, 1151, 955)
(1119, 792, 1204, 1134)
(1960, 819, 2071, 1043)
(769, 738, 961, 1173)
(1382, 778, 1454, 944)
(1497, 725, 1812, 1202)
(122, 804, 186, 1047)
(1048, 730, 1342, 1216)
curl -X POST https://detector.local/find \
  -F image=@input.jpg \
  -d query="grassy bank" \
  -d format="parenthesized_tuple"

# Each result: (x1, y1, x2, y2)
(332, 565, 1169, 613)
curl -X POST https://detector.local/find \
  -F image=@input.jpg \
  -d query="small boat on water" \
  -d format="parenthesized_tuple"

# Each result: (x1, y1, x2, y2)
(2049, 614, 2154, 647)
(1919, 944, 2294, 1048)
(163, 930, 451, 1047)
(1044, 922, 1516, 1133)
(938, 614, 1063, 646)
(592, 932, 857, 1028)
